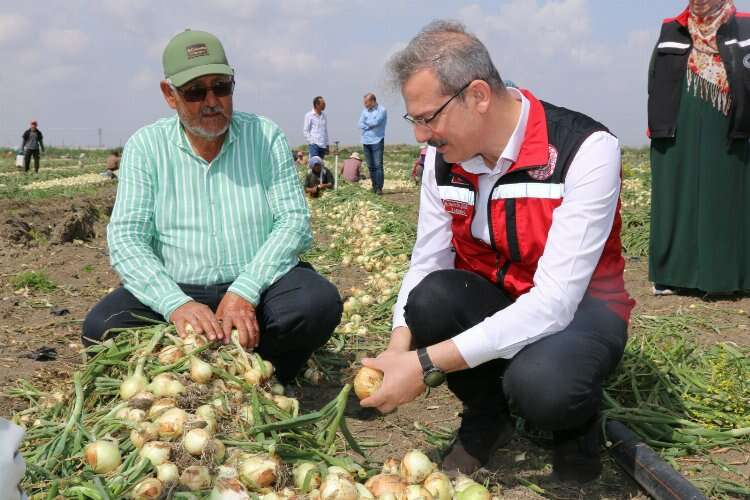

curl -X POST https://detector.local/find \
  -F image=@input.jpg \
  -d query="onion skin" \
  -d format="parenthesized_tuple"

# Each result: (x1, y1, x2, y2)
(238, 454, 280, 490)
(180, 465, 213, 491)
(131, 478, 163, 499)
(156, 462, 179, 483)
(84, 439, 121, 474)
(399, 449, 435, 484)
(319, 473, 358, 500)
(139, 441, 172, 466)
(353, 367, 384, 400)
(455, 483, 491, 500)
(363, 474, 406, 497)
(210, 478, 250, 499)
(293, 462, 322, 492)
(423, 472, 453, 500)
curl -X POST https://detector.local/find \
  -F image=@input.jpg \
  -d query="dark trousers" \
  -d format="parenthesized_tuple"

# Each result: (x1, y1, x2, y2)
(23, 149, 40, 173)
(82, 264, 342, 383)
(308, 144, 328, 160)
(405, 269, 627, 435)
(363, 139, 384, 192)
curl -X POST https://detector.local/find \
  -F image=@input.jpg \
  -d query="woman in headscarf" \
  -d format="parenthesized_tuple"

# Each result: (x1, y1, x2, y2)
(648, 0, 750, 296)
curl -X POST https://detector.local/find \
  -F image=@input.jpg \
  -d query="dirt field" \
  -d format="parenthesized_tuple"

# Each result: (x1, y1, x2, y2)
(0, 148, 748, 499)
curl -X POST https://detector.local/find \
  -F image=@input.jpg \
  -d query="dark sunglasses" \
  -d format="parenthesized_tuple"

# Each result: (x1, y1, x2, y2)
(173, 79, 235, 102)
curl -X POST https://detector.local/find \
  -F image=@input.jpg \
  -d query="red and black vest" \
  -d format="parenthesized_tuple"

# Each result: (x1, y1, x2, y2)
(436, 89, 634, 323)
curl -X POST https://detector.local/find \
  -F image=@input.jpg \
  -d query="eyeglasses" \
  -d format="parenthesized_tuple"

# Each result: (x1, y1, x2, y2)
(172, 79, 235, 102)
(402, 81, 472, 129)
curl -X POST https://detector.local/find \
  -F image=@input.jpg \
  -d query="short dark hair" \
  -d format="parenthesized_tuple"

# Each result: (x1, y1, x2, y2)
(364, 93, 376, 102)
(313, 96, 324, 107)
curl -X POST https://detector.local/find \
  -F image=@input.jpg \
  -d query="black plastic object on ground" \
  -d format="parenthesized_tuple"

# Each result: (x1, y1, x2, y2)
(605, 420, 708, 500)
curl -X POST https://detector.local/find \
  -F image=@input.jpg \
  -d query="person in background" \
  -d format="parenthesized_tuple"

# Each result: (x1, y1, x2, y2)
(294, 150, 306, 167)
(648, 0, 750, 296)
(102, 148, 122, 179)
(411, 146, 427, 184)
(304, 155, 334, 197)
(359, 93, 388, 194)
(83, 29, 341, 385)
(303, 96, 329, 159)
(21, 121, 44, 174)
(340, 151, 364, 183)
(360, 20, 634, 483)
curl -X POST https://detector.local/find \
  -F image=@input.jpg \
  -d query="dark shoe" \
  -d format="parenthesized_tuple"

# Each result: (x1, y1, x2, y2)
(552, 419, 603, 484)
(441, 405, 515, 475)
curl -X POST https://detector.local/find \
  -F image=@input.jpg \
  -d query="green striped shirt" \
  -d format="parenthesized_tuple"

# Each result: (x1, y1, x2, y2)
(108, 112, 311, 319)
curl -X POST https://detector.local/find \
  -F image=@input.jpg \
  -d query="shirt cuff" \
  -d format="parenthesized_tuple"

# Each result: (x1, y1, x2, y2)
(228, 275, 262, 307)
(452, 321, 499, 368)
(160, 292, 193, 322)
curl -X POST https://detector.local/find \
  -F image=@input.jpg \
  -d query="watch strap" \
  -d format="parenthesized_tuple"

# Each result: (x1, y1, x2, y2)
(417, 347, 433, 373)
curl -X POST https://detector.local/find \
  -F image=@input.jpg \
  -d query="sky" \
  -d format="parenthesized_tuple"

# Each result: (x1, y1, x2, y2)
(2, 0, 749, 149)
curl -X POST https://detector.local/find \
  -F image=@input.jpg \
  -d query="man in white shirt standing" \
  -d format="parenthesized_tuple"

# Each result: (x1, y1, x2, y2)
(303, 96, 329, 160)
(360, 20, 635, 483)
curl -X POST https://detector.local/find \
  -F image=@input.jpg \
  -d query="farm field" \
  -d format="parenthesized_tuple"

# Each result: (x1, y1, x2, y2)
(0, 145, 748, 499)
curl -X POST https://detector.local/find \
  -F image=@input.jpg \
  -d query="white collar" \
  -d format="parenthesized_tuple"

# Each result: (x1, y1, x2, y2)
(459, 87, 529, 175)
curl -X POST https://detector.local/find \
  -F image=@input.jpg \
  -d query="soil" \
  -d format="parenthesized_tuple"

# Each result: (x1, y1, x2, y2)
(0, 182, 748, 499)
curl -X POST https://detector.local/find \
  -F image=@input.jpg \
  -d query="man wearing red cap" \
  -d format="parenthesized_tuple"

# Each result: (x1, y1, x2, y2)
(21, 121, 44, 174)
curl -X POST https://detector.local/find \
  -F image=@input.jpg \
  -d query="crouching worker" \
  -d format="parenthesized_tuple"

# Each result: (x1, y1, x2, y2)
(82, 29, 342, 384)
(304, 155, 334, 198)
(360, 21, 635, 482)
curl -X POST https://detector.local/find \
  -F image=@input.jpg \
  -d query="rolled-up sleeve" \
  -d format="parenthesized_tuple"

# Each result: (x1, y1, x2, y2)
(228, 131, 312, 304)
(0, 419, 27, 500)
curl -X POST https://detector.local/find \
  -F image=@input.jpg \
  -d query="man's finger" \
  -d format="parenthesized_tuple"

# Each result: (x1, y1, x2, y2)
(245, 317, 259, 349)
(174, 318, 187, 338)
(229, 316, 250, 348)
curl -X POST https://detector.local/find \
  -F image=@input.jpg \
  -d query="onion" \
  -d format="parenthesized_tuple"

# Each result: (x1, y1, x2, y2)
(155, 408, 188, 440)
(148, 397, 176, 419)
(120, 359, 148, 400)
(399, 450, 434, 484)
(363, 474, 406, 497)
(453, 475, 477, 493)
(130, 422, 159, 449)
(183, 333, 209, 353)
(423, 472, 453, 500)
(190, 356, 213, 384)
(293, 462, 322, 492)
(84, 439, 121, 473)
(180, 465, 213, 491)
(381, 457, 400, 475)
(158, 345, 184, 365)
(210, 478, 250, 500)
(238, 454, 280, 490)
(217, 465, 239, 480)
(355, 483, 375, 499)
(127, 408, 146, 423)
(243, 368, 263, 385)
(319, 473, 358, 500)
(210, 439, 226, 463)
(455, 483, 490, 500)
(353, 367, 384, 400)
(131, 477, 163, 499)
(149, 373, 185, 397)
(156, 462, 179, 482)
(304, 367, 323, 384)
(272, 395, 299, 415)
(403, 485, 434, 500)
(139, 441, 172, 466)
(326, 466, 352, 479)
(183, 428, 211, 456)
(270, 383, 285, 396)
(129, 391, 155, 411)
(195, 406, 218, 434)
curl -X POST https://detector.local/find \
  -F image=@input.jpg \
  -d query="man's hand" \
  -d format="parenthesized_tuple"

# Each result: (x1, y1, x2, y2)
(170, 301, 223, 341)
(359, 350, 425, 414)
(216, 292, 260, 349)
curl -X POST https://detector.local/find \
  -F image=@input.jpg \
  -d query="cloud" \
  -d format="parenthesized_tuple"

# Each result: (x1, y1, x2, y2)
(129, 67, 161, 90)
(0, 14, 30, 44)
(41, 29, 90, 54)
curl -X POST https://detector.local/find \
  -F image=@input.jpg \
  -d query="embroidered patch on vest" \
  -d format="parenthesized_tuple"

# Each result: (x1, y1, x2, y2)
(527, 145, 558, 180)
(743, 53, 750, 69)
(443, 200, 470, 217)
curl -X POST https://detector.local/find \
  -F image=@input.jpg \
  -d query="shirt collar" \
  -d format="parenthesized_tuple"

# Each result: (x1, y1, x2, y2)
(459, 87, 530, 176)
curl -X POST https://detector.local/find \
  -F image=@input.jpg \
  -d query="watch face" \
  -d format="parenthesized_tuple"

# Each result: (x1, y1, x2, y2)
(424, 369, 446, 388)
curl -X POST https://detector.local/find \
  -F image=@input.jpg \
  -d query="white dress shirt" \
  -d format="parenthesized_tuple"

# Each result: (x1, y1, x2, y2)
(0, 418, 27, 500)
(303, 109, 329, 147)
(392, 88, 622, 367)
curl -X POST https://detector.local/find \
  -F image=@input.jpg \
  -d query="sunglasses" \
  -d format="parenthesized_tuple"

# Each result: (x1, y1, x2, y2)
(173, 79, 235, 102)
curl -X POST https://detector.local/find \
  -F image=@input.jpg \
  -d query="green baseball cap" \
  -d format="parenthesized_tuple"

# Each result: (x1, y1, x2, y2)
(162, 29, 234, 87)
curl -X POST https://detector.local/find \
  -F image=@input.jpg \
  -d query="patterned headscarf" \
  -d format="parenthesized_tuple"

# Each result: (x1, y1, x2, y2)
(687, 0, 736, 114)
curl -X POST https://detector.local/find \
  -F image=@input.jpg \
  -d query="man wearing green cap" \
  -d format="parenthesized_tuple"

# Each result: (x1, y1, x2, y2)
(83, 30, 342, 384)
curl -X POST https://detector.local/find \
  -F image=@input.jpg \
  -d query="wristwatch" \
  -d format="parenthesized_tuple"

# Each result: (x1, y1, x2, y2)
(417, 347, 446, 388)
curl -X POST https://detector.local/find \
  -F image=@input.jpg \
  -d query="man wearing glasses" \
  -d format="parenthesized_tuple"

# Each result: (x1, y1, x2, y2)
(82, 30, 342, 385)
(360, 21, 634, 483)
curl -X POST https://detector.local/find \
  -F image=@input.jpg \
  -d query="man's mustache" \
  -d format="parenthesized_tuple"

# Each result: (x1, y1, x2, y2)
(200, 105, 228, 118)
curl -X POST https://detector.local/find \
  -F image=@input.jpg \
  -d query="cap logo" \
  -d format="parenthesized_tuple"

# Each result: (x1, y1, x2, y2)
(743, 53, 750, 70)
(186, 43, 209, 59)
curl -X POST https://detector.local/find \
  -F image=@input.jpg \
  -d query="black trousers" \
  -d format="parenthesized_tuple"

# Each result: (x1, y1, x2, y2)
(82, 264, 342, 383)
(23, 149, 40, 172)
(405, 270, 627, 434)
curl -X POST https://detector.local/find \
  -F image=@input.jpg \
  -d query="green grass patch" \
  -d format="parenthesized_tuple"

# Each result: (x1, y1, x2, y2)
(11, 270, 56, 292)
